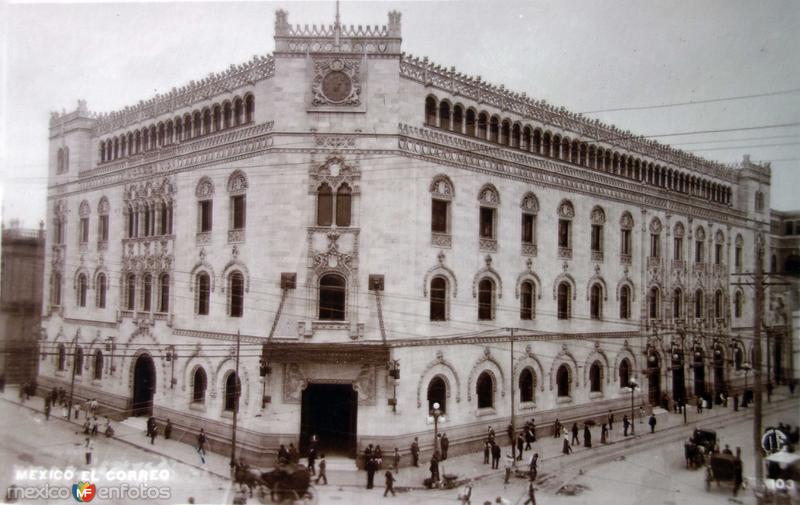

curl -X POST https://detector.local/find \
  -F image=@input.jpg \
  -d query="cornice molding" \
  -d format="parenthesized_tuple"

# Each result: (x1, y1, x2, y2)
(397, 125, 756, 229)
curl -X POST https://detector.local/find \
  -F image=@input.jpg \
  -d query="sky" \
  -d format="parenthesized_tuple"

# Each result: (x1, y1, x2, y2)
(1, 0, 799, 228)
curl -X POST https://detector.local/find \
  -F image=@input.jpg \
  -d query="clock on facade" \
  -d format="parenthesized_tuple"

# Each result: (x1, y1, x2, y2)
(321, 71, 353, 103)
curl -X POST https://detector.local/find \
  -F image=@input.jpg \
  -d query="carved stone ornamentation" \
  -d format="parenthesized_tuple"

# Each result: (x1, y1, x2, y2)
(283, 363, 307, 404)
(557, 199, 575, 219)
(353, 365, 376, 405)
(311, 58, 362, 107)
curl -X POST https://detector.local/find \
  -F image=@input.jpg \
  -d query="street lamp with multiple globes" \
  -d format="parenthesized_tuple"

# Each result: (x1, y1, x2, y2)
(628, 378, 638, 436)
(430, 402, 444, 457)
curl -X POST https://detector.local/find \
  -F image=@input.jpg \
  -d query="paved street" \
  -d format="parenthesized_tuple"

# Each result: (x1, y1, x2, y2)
(1, 386, 797, 504)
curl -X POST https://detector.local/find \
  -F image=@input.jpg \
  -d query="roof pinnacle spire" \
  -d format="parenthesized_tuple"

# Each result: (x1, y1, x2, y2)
(334, 0, 341, 48)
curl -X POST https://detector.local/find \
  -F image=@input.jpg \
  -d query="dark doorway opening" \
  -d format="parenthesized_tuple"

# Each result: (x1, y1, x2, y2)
(300, 384, 357, 458)
(132, 354, 156, 416)
(774, 334, 784, 384)
(647, 366, 661, 406)
(694, 365, 706, 399)
(672, 367, 686, 406)
(714, 365, 726, 402)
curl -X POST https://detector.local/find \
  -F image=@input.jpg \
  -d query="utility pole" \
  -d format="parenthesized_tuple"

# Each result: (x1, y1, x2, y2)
(230, 330, 241, 470)
(509, 328, 516, 465)
(67, 332, 79, 420)
(753, 234, 764, 498)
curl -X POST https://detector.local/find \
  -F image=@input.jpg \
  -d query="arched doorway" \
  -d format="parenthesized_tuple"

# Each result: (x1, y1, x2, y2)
(647, 353, 661, 406)
(132, 354, 156, 416)
(693, 350, 706, 400)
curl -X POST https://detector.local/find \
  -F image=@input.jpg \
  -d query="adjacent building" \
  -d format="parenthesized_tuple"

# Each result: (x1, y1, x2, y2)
(38, 9, 776, 462)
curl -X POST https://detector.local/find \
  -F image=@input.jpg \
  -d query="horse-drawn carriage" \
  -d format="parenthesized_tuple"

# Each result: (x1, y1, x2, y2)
(705, 453, 742, 496)
(685, 428, 717, 469)
(234, 460, 317, 504)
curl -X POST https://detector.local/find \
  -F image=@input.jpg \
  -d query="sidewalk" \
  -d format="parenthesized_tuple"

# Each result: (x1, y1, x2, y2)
(2, 384, 796, 491)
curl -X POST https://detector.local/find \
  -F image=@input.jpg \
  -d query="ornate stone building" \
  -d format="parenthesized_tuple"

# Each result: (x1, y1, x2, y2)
(39, 9, 773, 462)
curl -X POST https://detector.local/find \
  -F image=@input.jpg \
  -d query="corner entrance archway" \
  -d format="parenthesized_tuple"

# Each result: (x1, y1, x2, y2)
(693, 364, 706, 399)
(132, 354, 156, 417)
(300, 383, 357, 458)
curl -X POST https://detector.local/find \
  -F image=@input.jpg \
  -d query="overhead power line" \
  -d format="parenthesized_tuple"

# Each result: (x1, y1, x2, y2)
(580, 87, 800, 114)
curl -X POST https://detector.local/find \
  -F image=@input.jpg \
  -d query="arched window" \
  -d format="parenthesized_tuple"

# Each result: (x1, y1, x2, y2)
(465, 109, 476, 136)
(425, 96, 437, 126)
(74, 346, 83, 376)
(193, 368, 207, 403)
(439, 101, 451, 130)
(229, 272, 244, 318)
(94, 350, 103, 380)
(202, 109, 212, 135)
(557, 282, 571, 320)
(159, 274, 170, 313)
(478, 278, 494, 320)
(51, 273, 62, 306)
(223, 102, 232, 129)
(673, 289, 683, 319)
(734, 291, 743, 318)
(619, 358, 631, 388)
(234, 98, 244, 126)
(590, 284, 602, 320)
(244, 94, 255, 123)
(453, 105, 464, 134)
(336, 184, 352, 227)
(142, 273, 152, 312)
(57, 343, 66, 371)
(694, 289, 704, 318)
(556, 365, 570, 397)
(589, 361, 602, 393)
(520, 281, 534, 320)
(476, 371, 494, 408)
(95, 273, 106, 309)
(519, 368, 534, 403)
(477, 112, 488, 139)
(319, 274, 346, 321)
(316, 183, 333, 226)
(714, 291, 724, 319)
(430, 277, 447, 321)
(126, 274, 136, 311)
(431, 176, 453, 235)
(557, 200, 574, 254)
(648, 287, 660, 319)
(224, 372, 240, 412)
(196, 273, 210, 315)
(620, 285, 631, 319)
(489, 116, 499, 142)
(77, 274, 88, 307)
(427, 376, 447, 413)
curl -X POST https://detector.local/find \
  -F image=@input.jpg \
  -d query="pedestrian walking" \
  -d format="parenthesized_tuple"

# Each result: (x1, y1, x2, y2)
(483, 441, 490, 465)
(696, 396, 703, 413)
(84, 437, 94, 465)
(491, 441, 501, 469)
(553, 418, 561, 439)
(315, 454, 328, 485)
(411, 437, 420, 467)
(441, 433, 449, 460)
(525, 427, 534, 450)
(523, 481, 537, 505)
(600, 423, 608, 444)
(309, 433, 319, 453)
(571, 423, 579, 446)
(516, 433, 524, 460)
(366, 455, 377, 489)
(639, 406, 645, 423)
(164, 419, 172, 440)
(197, 429, 208, 464)
(528, 453, 538, 481)
(503, 453, 514, 484)
(149, 423, 158, 445)
(458, 482, 473, 505)
(733, 394, 739, 411)
(307, 446, 317, 476)
(288, 443, 299, 464)
(375, 445, 384, 469)
(623, 415, 630, 437)
(44, 398, 51, 421)
(430, 454, 440, 483)
(648, 414, 657, 433)
(384, 470, 396, 497)
(90, 416, 99, 437)
(487, 425, 496, 443)
(393, 447, 400, 471)
(608, 410, 614, 430)
(562, 431, 572, 455)
(583, 425, 592, 448)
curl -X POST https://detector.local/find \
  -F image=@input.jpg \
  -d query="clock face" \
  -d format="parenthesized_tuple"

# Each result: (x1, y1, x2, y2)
(321, 71, 352, 102)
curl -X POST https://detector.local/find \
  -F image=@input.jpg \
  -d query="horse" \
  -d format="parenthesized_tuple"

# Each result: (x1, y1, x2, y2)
(232, 458, 264, 498)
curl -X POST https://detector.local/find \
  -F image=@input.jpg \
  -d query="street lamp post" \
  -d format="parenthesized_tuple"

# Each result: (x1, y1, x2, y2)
(628, 378, 638, 436)
(430, 402, 443, 457)
(165, 345, 178, 388)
